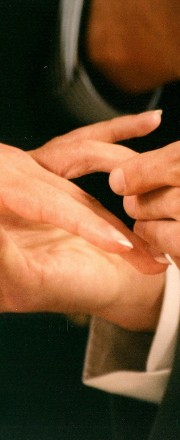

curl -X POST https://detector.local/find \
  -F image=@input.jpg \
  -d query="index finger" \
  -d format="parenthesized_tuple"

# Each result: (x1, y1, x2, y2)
(61, 110, 162, 144)
(109, 141, 180, 195)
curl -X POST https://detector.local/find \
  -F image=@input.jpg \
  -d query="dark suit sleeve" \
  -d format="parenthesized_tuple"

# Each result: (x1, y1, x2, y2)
(0, 0, 62, 149)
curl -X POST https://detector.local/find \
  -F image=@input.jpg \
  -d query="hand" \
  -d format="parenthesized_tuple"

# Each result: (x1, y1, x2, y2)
(0, 214, 164, 331)
(0, 114, 139, 257)
(0, 111, 166, 327)
(29, 110, 169, 274)
(109, 140, 180, 267)
(0, 111, 167, 275)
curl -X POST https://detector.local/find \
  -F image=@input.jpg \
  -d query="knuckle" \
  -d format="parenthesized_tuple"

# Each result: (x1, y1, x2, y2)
(128, 158, 144, 191)
(136, 194, 151, 219)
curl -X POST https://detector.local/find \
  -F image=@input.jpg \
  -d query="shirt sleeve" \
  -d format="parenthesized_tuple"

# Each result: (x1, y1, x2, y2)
(83, 262, 180, 404)
(147, 260, 180, 372)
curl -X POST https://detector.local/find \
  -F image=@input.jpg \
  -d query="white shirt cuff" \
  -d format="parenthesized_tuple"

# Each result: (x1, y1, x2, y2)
(84, 263, 180, 403)
(84, 370, 169, 404)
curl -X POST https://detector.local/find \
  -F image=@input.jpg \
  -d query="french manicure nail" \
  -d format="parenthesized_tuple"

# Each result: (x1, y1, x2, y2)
(110, 227, 133, 249)
(144, 243, 171, 265)
(154, 255, 171, 265)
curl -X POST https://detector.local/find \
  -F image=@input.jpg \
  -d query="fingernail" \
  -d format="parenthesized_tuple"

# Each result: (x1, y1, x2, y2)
(155, 109, 163, 116)
(154, 255, 171, 265)
(110, 227, 133, 249)
(143, 241, 171, 265)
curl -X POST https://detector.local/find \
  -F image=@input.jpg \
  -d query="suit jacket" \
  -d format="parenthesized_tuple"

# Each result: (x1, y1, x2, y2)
(0, 1, 179, 439)
(84, 317, 180, 440)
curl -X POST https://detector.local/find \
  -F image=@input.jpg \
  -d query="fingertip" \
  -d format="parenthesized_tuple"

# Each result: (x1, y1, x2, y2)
(123, 196, 136, 218)
(109, 168, 125, 195)
(139, 109, 162, 132)
(143, 109, 162, 118)
(152, 109, 163, 124)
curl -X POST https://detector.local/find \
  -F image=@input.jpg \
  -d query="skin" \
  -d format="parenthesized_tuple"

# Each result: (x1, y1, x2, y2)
(0, 215, 164, 331)
(86, 0, 180, 295)
(0, 112, 164, 269)
(0, 112, 166, 330)
(109, 140, 180, 269)
(86, 0, 180, 92)
(2, 0, 179, 329)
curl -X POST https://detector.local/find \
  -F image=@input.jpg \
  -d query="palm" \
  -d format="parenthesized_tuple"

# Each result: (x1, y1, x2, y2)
(0, 214, 124, 314)
(1, 213, 164, 331)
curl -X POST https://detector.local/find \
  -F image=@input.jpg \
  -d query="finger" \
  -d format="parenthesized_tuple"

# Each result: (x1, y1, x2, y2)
(60, 110, 162, 143)
(0, 143, 166, 273)
(24, 143, 168, 274)
(109, 141, 180, 196)
(123, 187, 179, 221)
(31, 138, 137, 179)
(0, 143, 130, 256)
(67, 186, 169, 274)
(1, 174, 135, 255)
(105, 223, 169, 275)
(30, 111, 161, 178)
(26, 159, 169, 274)
(31, 168, 169, 274)
(134, 219, 180, 257)
(1, 164, 168, 275)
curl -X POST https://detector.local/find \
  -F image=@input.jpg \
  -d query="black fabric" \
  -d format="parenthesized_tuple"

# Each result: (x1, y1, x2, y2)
(111, 327, 180, 440)
(110, 395, 158, 440)
(149, 327, 180, 440)
(0, 1, 179, 439)
(0, 0, 69, 149)
(0, 314, 111, 440)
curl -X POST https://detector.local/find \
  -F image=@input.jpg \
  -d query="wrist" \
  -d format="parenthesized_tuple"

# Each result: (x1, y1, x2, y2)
(95, 270, 165, 332)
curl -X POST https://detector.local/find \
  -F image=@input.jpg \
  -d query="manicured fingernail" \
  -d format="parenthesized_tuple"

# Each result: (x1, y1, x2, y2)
(154, 109, 163, 117)
(110, 227, 133, 249)
(148, 245, 171, 265)
(153, 255, 171, 265)
(142, 241, 171, 265)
